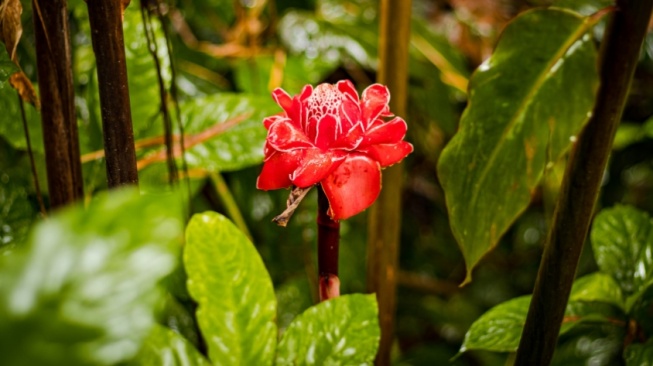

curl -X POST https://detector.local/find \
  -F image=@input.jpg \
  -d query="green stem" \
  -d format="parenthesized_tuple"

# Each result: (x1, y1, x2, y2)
(208, 171, 252, 240)
(515, 2, 653, 365)
(367, 0, 412, 364)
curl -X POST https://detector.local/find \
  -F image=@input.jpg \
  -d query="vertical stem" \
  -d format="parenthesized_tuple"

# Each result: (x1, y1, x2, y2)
(33, 0, 84, 209)
(208, 171, 252, 240)
(367, 0, 411, 364)
(317, 185, 340, 302)
(87, 0, 139, 187)
(515, 1, 653, 365)
(18, 95, 46, 216)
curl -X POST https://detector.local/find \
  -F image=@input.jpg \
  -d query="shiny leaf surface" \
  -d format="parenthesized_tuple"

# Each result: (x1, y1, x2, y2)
(591, 205, 653, 311)
(437, 9, 599, 283)
(276, 294, 380, 365)
(569, 273, 624, 309)
(179, 93, 279, 172)
(130, 324, 210, 366)
(0, 189, 183, 366)
(184, 212, 277, 366)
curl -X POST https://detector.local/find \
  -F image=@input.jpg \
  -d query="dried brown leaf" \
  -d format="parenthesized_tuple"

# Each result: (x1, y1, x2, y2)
(0, 0, 22, 60)
(10, 71, 39, 108)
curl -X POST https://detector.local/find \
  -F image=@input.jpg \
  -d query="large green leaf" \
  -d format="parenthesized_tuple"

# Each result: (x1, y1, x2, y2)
(569, 272, 624, 309)
(591, 205, 653, 311)
(0, 43, 18, 86)
(0, 188, 183, 366)
(178, 93, 279, 172)
(130, 324, 210, 366)
(460, 295, 625, 353)
(276, 294, 380, 366)
(625, 339, 653, 366)
(437, 8, 599, 283)
(184, 212, 277, 366)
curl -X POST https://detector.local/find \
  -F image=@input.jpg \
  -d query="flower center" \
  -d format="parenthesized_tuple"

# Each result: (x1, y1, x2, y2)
(307, 84, 342, 120)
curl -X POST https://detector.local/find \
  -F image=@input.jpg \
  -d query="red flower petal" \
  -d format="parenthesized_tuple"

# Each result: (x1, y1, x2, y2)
(361, 116, 407, 146)
(256, 150, 303, 190)
(267, 119, 313, 151)
(287, 85, 313, 129)
(321, 155, 381, 220)
(272, 88, 293, 113)
(361, 84, 390, 127)
(359, 141, 413, 167)
(290, 149, 346, 188)
(337, 80, 359, 102)
(315, 114, 339, 149)
(332, 121, 364, 150)
(339, 97, 360, 133)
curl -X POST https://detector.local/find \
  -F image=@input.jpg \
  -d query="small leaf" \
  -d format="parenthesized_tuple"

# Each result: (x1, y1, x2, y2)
(0, 0, 22, 59)
(437, 8, 599, 283)
(130, 324, 210, 366)
(276, 294, 380, 366)
(184, 212, 277, 366)
(591, 205, 653, 310)
(0, 188, 184, 366)
(624, 339, 653, 366)
(569, 272, 624, 309)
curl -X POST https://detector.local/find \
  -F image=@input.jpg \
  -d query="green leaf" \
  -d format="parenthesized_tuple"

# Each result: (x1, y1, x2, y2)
(179, 93, 279, 172)
(460, 296, 530, 353)
(184, 212, 277, 366)
(460, 295, 625, 353)
(554, 0, 614, 16)
(569, 273, 624, 309)
(0, 43, 18, 86)
(437, 8, 599, 283)
(130, 324, 210, 366)
(625, 339, 653, 366)
(276, 294, 380, 366)
(591, 205, 653, 311)
(0, 84, 44, 153)
(0, 188, 184, 366)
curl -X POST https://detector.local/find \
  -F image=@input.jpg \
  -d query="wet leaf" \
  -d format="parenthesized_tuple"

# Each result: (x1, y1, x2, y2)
(130, 324, 210, 366)
(184, 212, 277, 366)
(591, 205, 653, 311)
(437, 8, 599, 283)
(460, 295, 624, 353)
(0, 189, 184, 366)
(569, 273, 624, 309)
(276, 294, 380, 366)
(178, 93, 279, 172)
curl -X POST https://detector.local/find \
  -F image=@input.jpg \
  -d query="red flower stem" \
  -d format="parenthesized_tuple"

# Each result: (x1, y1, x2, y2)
(317, 185, 340, 302)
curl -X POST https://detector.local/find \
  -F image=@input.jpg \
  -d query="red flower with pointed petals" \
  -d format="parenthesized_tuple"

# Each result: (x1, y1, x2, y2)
(256, 80, 413, 220)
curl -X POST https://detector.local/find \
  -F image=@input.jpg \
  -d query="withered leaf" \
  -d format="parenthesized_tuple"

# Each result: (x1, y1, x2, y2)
(0, 0, 22, 60)
(10, 71, 39, 108)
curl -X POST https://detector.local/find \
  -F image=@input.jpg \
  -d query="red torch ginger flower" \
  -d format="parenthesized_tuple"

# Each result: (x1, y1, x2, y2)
(256, 80, 413, 220)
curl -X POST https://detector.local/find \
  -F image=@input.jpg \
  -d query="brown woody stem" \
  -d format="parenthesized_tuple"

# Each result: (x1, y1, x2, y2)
(515, 1, 653, 365)
(317, 185, 340, 302)
(87, 0, 139, 187)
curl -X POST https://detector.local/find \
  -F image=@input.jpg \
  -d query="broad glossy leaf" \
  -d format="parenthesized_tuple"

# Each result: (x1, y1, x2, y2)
(569, 273, 624, 309)
(0, 189, 184, 366)
(625, 339, 653, 366)
(130, 324, 210, 366)
(184, 212, 277, 366)
(461, 295, 624, 353)
(179, 93, 279, 171)
(276, 294, 380, 366)
(437, 9, 599, 283)
(591, 205, 653, 310)
(0, 43, 18, 85)
(552, 321, 625, 366)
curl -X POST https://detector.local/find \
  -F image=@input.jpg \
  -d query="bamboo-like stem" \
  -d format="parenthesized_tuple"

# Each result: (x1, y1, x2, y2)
(317, 185, 340, 302)
(33, 0, 84, 208)
(86, 0, 139, 187)
(514, 1, 653, 365)
(208, 171, 252, 240)
(367, 0, 412, 364)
